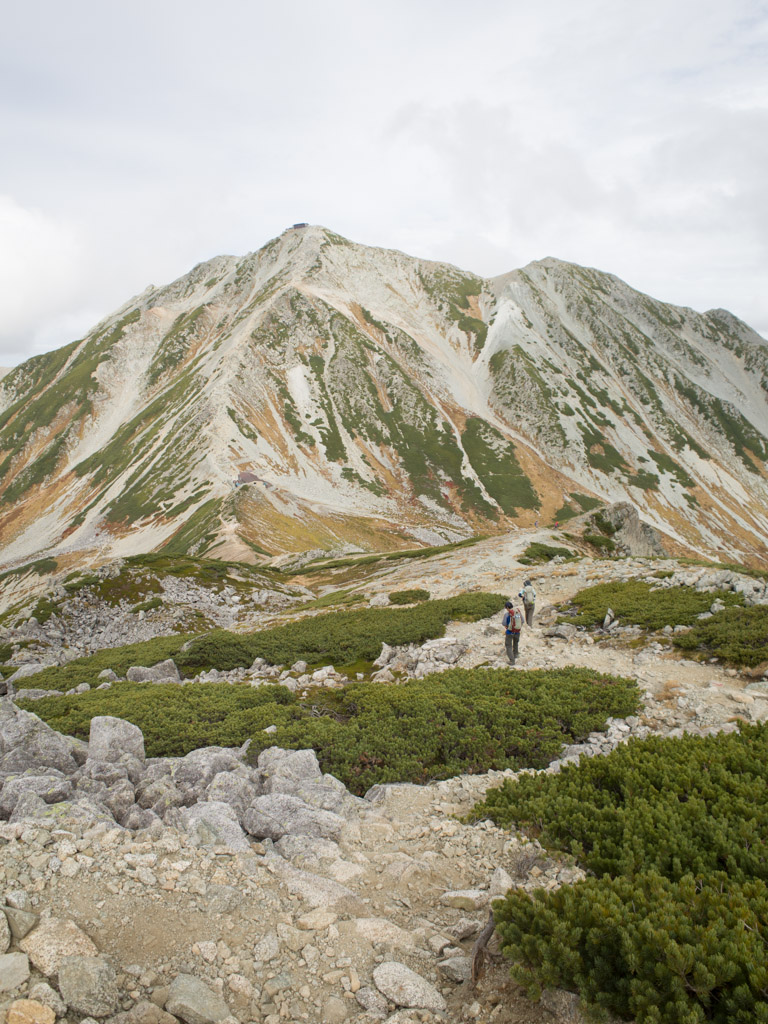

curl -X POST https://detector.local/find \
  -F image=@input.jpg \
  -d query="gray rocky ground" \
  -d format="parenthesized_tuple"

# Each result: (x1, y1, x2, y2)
(1, 536, 766, 1024)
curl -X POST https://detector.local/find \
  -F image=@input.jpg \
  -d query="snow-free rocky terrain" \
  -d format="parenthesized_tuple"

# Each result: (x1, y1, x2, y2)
(2, 226, 768, 573)
(1, 530, 767, 1024)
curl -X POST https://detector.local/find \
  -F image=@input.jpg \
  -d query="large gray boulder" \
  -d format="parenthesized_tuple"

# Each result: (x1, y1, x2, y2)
(181, 800, 251, 852)
(0, 772, 73, 818)
(242, 793, 345, 841)
(135, 776, 184, 817)
(171, 748, 243, 801)
(0, 700, 79, 774)
(165, 974, 230, 1024)
(126, 659, 180, 683)
(88, 717, 145, 764)
(205, 771, 258, 818)
(58, 955, 119, 1018)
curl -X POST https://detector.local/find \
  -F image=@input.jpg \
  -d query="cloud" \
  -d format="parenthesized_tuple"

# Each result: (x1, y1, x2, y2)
(1, 0, 767, 364)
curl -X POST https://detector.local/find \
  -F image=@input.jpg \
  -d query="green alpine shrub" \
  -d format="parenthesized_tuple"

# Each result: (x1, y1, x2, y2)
(495, 872, 768, 1024)
(388, 588, 430, 605)
(560, 580, 742, 630)
(673, 605, 768, 667)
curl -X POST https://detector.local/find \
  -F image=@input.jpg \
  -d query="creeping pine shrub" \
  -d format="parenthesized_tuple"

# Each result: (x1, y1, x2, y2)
(25, 592, 506, 692)
(388, 588, 430, 605)
(582, 532, 616, 552)
(175, 592, 507, 674)
(495, 872, 768, 1024)
(519, 543, 574, 565)
(560, 579, 743, 630)
(25, 682, 296, 758)
(673, 605, 768, 667)
(24, 667, 639, 794)
(477, 724, 768, 1023)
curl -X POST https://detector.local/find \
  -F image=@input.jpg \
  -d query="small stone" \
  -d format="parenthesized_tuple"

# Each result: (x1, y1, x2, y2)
(29, 982, 67, 1017)
(3, 907, 39, 941)
(165, 973, 230, 1024)
(0, 910, 10, 953)
(7, 999, 56, 1024)
(0, 953, 31, 993)
(321, 995, 349, 1023)
(297, 908, 338, 931)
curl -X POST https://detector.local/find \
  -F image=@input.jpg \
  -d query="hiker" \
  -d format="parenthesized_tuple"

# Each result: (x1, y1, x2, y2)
(519, 579, 536, 627)
(503, 600, 523, 665)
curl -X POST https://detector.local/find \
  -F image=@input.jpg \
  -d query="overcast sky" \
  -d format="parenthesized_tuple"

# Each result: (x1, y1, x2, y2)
(2, 0, 767, 367)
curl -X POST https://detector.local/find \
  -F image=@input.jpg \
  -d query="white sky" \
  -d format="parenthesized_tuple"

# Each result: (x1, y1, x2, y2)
(2, 0, 767, 366)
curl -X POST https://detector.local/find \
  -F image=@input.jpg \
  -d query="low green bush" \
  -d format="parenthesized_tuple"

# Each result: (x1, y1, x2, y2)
(21, 635, 194, 693)
(560, 580, 742, 630)
(131, 597, 163, 613)
(582, 533, 616, 552)
(495, 872, 768, 1024)
(477, 724, 768, 1023)
(24, 666, 639, 794)
(388, 589, 430, 605)
(25, 682, 296, 758)
(476, 725, 768, 882)
(673, 606, 768, 667)
(175, 592, 507, 675)
(519, 543, 574, 565)
(22, 592, 506, 691)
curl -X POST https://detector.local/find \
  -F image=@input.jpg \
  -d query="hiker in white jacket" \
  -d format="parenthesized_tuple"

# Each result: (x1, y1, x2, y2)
(519, 580, 536, 627)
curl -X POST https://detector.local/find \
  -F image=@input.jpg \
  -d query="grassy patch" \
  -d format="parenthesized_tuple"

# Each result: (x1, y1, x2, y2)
(560, 580, 743, 630)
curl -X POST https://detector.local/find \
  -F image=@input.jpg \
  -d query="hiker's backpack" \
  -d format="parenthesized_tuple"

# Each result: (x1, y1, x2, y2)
(522, 584, 536, 606)
(513, 608, 524, 631)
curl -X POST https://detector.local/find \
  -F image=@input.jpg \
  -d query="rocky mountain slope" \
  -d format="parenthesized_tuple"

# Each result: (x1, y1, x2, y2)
(2, 226, 767, 572)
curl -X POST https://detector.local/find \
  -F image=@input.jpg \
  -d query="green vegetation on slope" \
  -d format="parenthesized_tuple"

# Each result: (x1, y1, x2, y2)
(23, 592, 506, 692)
(672, 606, 768, 667)
(560, 580, 743, 630)
(476, 725, 768, 1023)
(23, 666, 638, 794)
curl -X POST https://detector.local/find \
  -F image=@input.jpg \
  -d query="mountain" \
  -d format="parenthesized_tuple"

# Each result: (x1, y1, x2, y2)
(1, 225, 768, 569)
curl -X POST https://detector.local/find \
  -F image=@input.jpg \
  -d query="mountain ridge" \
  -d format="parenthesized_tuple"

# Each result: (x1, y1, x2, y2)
(1, 225, 767, 570)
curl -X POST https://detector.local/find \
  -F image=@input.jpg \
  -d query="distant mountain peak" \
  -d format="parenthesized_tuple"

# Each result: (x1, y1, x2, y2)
(1, 230, 767, 570)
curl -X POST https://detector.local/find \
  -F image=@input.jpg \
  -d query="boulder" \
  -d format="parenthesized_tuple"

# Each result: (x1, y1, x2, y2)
(0, 772, 73, 818)
(6, 665, 45, 684)
(372, 962, 446, 1013)
(543, 623, 577, 641)
(181, 801, 251, 852)
(205, 771, 258, 818)
(165, 974, 230, 1024)
(0, 911, 9, 953)
(242, 793, 345, 841)
(126, 660, 180, 683)
(0, 701, 79, 774)
(88, 717, 145, 764)
(258, 747, 321, 785)
(20, 917, 97, 976)
(58, 955, 119, 1018)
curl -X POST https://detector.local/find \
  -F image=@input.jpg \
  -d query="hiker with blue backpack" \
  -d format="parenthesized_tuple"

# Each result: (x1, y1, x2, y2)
(503, 601, 524, 665)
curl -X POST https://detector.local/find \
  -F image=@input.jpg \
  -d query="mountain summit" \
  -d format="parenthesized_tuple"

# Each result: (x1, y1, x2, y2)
(1, 225, 768, 567)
